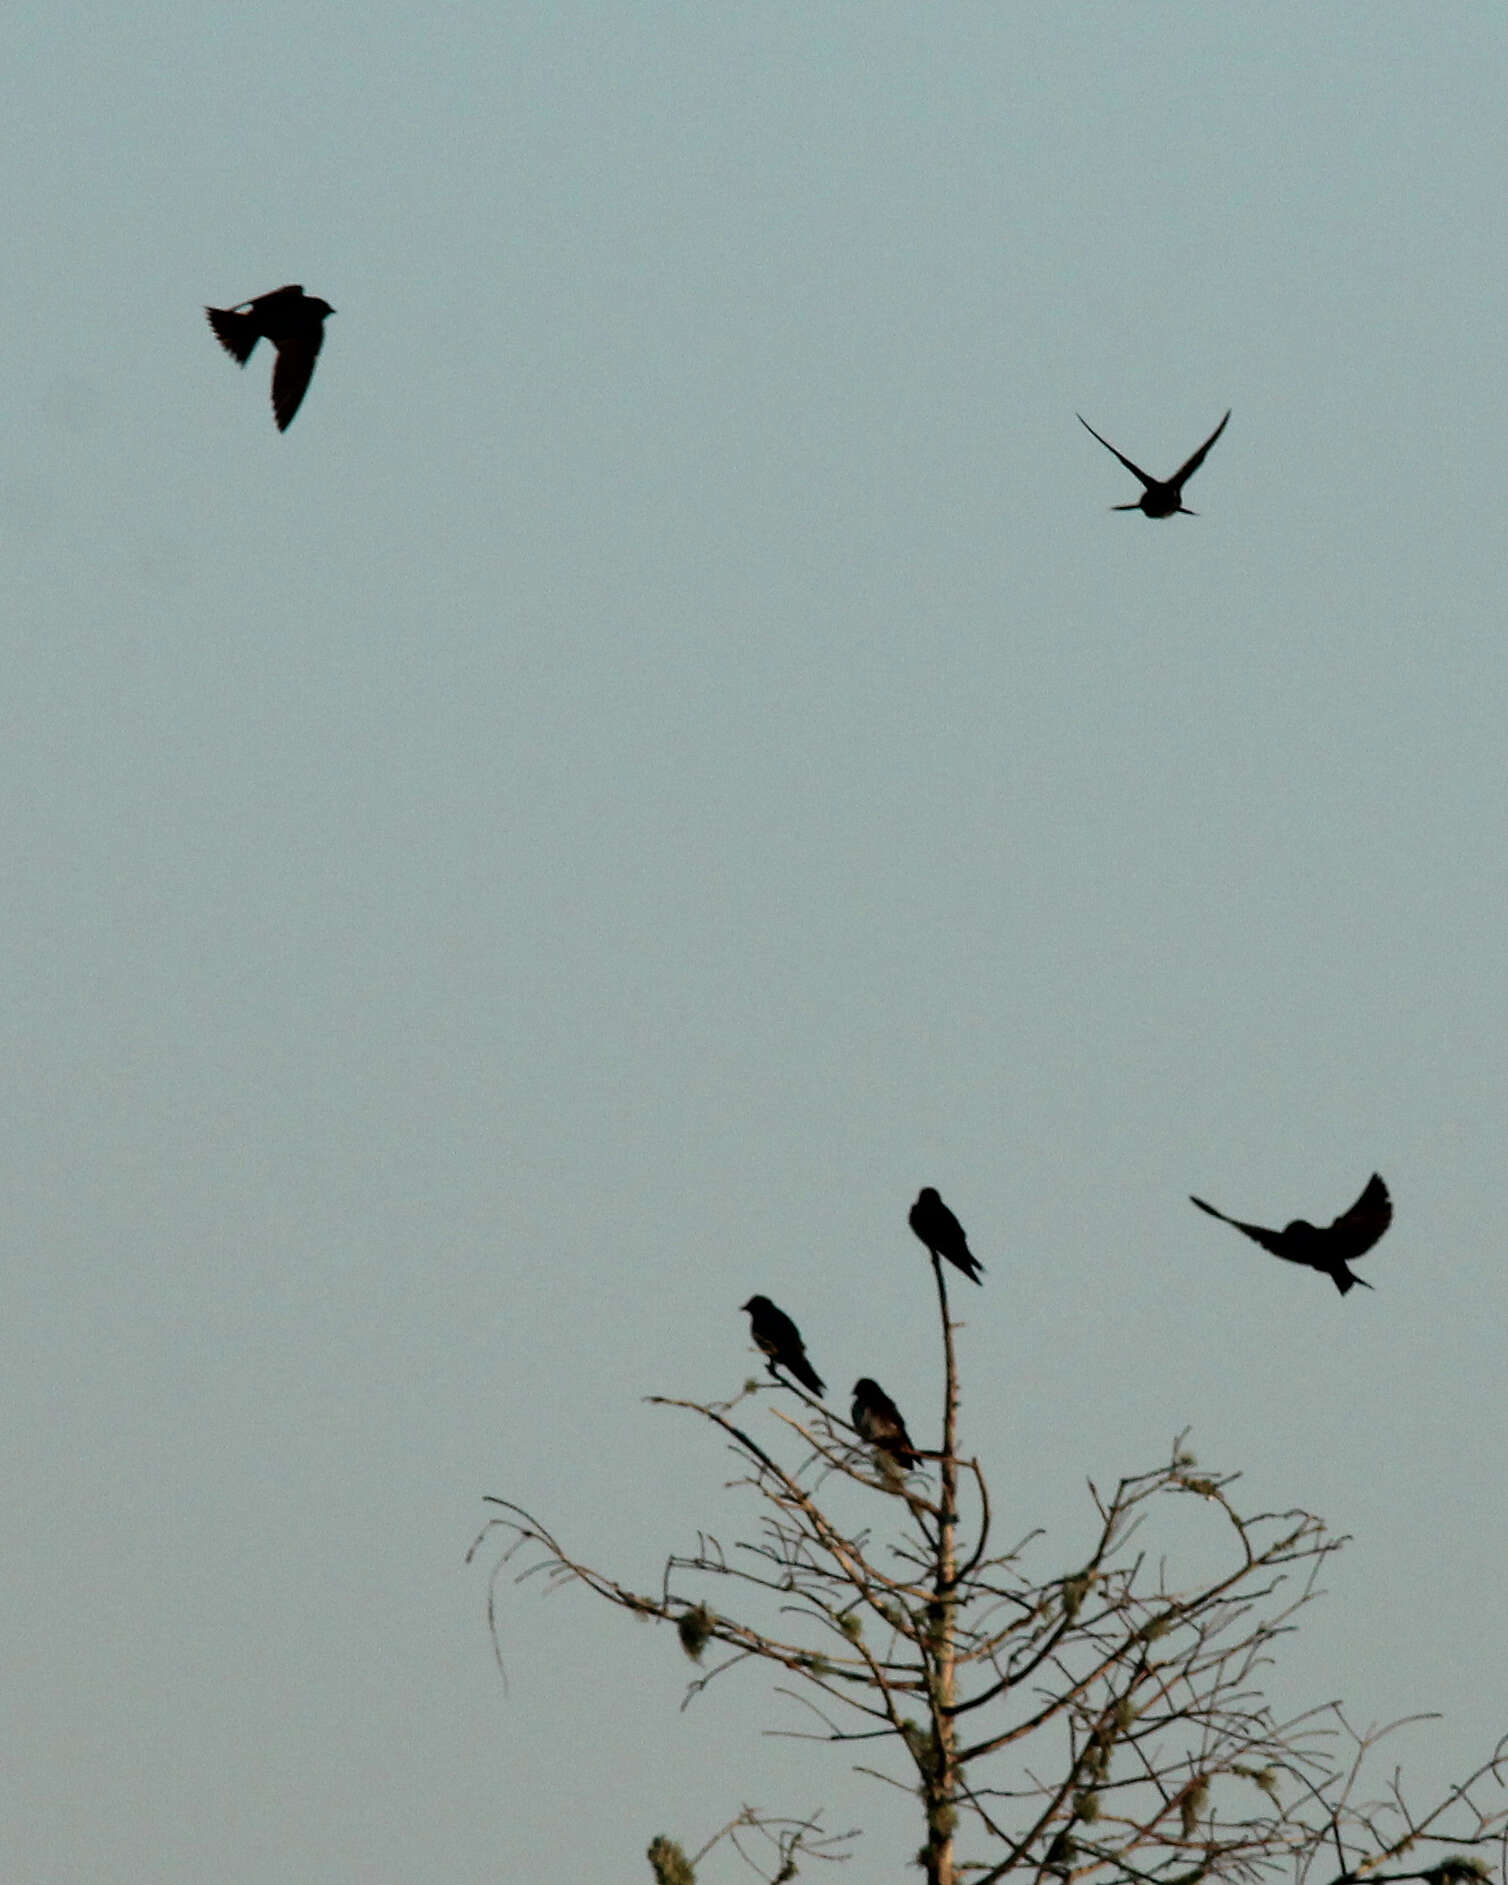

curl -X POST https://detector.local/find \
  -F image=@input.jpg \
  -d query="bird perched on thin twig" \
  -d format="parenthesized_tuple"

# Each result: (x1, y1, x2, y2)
(741, 1295, 825, 1396)
(1189, 1173, 1391, 1295)
(1077, 409, 1230, 517)
(851, 1377, 919, 1468)
(909, 1187, 984, 1284)
(205, 284, 335, 431)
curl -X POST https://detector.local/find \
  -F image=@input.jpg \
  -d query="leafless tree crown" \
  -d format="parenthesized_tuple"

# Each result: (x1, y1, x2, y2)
(472, 1257, 1505, 1885)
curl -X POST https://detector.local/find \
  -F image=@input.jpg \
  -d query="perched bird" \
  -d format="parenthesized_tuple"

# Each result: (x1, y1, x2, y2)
(851, 1378, 919, 1468)
(1189, 1173, 1391, 1295)
(1077, 409, 1230, 517)
(741, 1295, 825, 1396)
(205, 285, 335, 431)
(909, 1187, 985, 1285)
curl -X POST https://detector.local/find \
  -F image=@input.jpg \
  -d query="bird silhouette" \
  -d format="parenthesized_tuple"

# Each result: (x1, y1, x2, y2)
(1189, 1173, 1391, 1295)
(909, 1187, 984, 1284)
(741, 1295, 825, 1396)
(851, 1378, 919, 1468)
(1077, 409, 1230, 517)
(206, 285, 335, 431)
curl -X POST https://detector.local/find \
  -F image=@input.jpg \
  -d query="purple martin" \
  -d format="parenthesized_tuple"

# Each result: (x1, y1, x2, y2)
(206, 285, 335, 431)
(1190, 1173, 1391, 1295)
(741, 1295, 825, 1396)
(909, 1187, 984, 1285)
(1077, 409, 1230, 517)
(851, 1378, 919, 1468)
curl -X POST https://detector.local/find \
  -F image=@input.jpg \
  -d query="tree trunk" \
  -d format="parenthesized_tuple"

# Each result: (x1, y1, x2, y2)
(923, 1255, 961, 1885)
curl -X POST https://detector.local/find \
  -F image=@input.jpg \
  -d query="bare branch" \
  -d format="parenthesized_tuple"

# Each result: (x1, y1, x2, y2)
(476, 1242, 1505, 1885)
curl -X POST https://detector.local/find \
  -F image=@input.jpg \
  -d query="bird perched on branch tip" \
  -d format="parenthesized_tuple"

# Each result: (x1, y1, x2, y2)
(909, 1187, 985, 1284)
(851, 1377, 919, 1469)
(741, 1295, 825, 1396)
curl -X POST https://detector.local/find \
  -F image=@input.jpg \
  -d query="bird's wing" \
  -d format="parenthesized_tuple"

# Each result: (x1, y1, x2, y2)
(1171, 410, 1231, 486)
(271, 329, 324, 431)
(764, 1305, 802, 1353)
(864, 1401, 914, 1457)
(1189, 1194, 1296, 1260)
(249, 284, 305, 312)
(1326, 1173, 1391, 1260)
(1077, 414, 1155, 487)
(878, 1388, 913, 1437)
(915, 1193, 968, 1251)
(934, 1200, 966, 1244)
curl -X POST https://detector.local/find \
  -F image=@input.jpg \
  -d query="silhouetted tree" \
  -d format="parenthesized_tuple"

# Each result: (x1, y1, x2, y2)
(471, 1237, 1504, 1885)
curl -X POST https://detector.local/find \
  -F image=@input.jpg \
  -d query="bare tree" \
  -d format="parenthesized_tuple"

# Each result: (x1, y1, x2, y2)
(471, 1254, 1505, 1885)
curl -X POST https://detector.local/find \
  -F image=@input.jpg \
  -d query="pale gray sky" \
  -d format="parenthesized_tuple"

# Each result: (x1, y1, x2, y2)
(4, 7, 1506, 1881)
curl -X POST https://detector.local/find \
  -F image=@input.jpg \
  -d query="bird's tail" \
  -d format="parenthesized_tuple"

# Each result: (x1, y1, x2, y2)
(1334, 1268, 1374, 1295)
(205, 305, 260, 364)
(794, 1361, 827, 1398)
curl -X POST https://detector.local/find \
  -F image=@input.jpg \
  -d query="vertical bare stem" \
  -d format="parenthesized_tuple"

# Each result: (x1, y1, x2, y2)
(925, 1253, 961, 1885)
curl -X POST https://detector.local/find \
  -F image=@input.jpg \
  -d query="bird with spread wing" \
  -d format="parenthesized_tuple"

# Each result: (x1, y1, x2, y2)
(1189, 1173, 1391, 1295)
(206, 284, 335, 431)
(1077, 409, 1230, 516)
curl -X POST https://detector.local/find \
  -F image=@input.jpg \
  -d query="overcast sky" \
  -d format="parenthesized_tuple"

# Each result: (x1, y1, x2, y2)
(5, 7, 1507, 1881)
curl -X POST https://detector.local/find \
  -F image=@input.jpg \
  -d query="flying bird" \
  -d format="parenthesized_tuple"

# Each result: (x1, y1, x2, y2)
(909, 1187, 985, 1284)
(1077, 409, 1230, 517)
(205, 284, 335, 431)
(851, 1378, 919, 1468)
(1189, 1173, 1391, 1295)
(741, 1295, 825, 1396)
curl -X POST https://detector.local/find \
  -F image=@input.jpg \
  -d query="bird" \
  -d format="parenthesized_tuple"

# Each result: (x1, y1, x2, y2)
(205, 285, 335, 431)
(851, 1378, 919, 1468)
(741, 1295, 825, 1396)
(909, 1187, 985, 1284)
(1076, 409, 1230, 517)
(1189, 1173, 1391, 1295)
